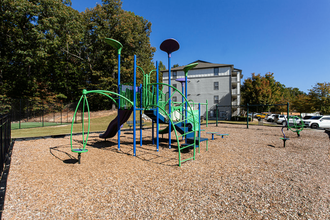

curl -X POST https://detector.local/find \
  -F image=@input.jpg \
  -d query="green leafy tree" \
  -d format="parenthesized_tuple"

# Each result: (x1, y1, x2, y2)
(78, 0, 155, 110)
(158, 61, 166, 71)
(1, 0, 42, 99)
(241, 72, 283, 112)
(1, 0, 156, 111)
(37, 0, 85, 101)
(308, 82, 330, 114)
(0, 0, 84, 104)
(280, 87, 310, 113)
(145, 60, 166, 85)
(291, 93, 313, 113)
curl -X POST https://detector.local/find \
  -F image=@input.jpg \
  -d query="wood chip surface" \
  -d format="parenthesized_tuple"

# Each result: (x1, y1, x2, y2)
(3, 124, 330, 219)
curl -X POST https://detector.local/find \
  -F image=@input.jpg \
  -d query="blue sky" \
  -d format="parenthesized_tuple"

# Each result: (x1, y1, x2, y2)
(70, 0, 330, 93)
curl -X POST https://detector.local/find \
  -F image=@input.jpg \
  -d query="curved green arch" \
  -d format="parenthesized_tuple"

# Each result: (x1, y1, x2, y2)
(146, 83, 198, 166)
(71, 84, 199, 166)
(70, 90, 135, 154)
(84, 90, 134, 106)
(70, 95, 90, 153)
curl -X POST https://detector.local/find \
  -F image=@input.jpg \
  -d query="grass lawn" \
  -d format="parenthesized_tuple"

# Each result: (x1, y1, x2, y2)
(11, 122, 70, 130)
(206, 119, 262, 126)
(12, 115, 276, 139)
(11, 114, 153, 139)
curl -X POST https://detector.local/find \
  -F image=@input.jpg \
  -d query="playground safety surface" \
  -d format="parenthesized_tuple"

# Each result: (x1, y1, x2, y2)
(3, 124, 330, 219)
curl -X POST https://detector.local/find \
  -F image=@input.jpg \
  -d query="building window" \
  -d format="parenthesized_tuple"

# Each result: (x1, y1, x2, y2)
(214, 67, 219, 76)
(214, 95, 219, 104)
(172, 71, 177, 79)
(173, 96, 177, 102)
(214, 82, 219, 90)
(173, 83, 177, 91)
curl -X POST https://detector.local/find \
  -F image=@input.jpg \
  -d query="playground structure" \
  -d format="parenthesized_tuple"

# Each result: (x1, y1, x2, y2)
(286, 115, 304, 137)
(280, 125, 290, 147)
(280, 115, 304, 147)
(70, 38, 210, 166)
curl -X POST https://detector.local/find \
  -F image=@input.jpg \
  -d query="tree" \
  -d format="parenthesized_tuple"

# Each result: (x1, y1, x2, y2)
(158, 61, 166, 71)
(291, 93, 313, 113)
(241, 72, 283, 112)
(308, 82, 330, 114)
(80, 0, 155, 110)
(0, 0, 85, 103)
(1, 0, 156, 111)
(280, 87, 311, 113)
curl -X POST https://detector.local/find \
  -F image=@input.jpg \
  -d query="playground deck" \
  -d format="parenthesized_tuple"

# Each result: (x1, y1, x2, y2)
(3, 124, 330, 219)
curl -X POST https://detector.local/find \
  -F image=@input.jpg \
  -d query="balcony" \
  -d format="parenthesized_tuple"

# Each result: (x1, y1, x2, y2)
(232, 88, 238, 96)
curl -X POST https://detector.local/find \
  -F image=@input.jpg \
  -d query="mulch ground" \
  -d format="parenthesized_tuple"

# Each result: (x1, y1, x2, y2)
(3, 124, 330, 219)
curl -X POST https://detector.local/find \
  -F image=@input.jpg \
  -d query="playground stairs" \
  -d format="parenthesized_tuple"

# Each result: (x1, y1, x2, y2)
(144, 109, 193, 137)
(144, 106, 199, 166)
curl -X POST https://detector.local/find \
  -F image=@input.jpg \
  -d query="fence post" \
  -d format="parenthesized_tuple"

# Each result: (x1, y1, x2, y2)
(206, 100, 208, 127)
(7, 115, 11, 154)
(75, 104, 78, 124)
(40, 104, 42, 122)
(7, 115, 11, 151)
(0, 114, 12, 175)
(26, 100, 29, 122)
(287, 102, 289, 130)
(247, 103, 249, 129)
(61, 104, 63, 125)
(216, 105, 218, 127)
(2, 116, 5, 165)
(0, 115, 3, 173)
(67, 105, 69, 123)
(42, 105, 44, 127)
(19, 99, 21, 129)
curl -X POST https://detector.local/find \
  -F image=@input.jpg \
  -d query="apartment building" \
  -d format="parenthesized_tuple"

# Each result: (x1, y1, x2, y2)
(162, 60, 243, 120)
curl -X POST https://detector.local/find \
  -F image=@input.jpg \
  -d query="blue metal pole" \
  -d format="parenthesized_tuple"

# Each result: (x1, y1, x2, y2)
(156, 61, 159, 152)
(168, 54, 171, 149)
(117, 53, 121, 151)
(133, 55, 137, 156)
(140, 84, 142, 146)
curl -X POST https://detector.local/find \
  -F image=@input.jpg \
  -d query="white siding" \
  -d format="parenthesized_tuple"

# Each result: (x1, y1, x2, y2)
(161, 65, 241, 119)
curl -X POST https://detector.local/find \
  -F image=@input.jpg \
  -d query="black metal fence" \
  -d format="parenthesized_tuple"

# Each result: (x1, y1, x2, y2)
(8, 99, 82, 130)
(0, 114, 11, 174)
(214, 103, 290, 128)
